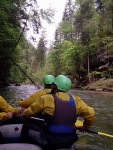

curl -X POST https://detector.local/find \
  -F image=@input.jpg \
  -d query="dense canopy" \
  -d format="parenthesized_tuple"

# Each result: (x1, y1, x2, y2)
(0, 0, 113, 87)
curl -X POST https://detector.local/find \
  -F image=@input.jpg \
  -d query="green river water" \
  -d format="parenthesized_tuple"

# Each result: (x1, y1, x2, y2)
(0, 85, 113, 150)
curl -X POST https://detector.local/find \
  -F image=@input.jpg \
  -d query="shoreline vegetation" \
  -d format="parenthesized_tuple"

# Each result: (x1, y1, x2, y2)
(79, 78, 113, 92)
(1, 78, 113, 93)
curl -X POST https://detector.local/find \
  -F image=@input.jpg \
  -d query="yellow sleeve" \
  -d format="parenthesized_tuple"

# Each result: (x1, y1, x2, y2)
(0, 96, 20, 115)
(74, 96, 95, 129)
(23, 94, 54, 117)
(18, 89, 50, 109)
(0, 112, 8, 122)
(23, 96, 44, 117)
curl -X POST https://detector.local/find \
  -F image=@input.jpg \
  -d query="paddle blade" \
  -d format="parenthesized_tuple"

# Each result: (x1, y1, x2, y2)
(75, 120, 113, 138)
(98, 132, 113, 138)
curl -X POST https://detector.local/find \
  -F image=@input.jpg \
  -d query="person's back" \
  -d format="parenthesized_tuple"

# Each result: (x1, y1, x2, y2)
(44, 91, 95, 129)
(18, 75, 55, 109)
(44, 75, 95, 128)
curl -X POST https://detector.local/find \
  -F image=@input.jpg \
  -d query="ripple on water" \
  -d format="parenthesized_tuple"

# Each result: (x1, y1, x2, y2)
(0, 84, 39, 106)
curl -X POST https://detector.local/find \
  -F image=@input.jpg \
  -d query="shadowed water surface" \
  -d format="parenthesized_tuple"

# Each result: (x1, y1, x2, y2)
(0, 85, 113, 150)
(70, 89, 113, 150)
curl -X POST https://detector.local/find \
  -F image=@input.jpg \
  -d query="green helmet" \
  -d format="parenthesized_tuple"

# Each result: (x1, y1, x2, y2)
(43, 75, 55, 85)
(54, 75, 72, 92)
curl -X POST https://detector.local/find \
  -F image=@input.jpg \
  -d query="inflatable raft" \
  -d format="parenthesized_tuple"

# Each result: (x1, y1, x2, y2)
(0, 143, 43, 150)
(0, 117, 76, 150)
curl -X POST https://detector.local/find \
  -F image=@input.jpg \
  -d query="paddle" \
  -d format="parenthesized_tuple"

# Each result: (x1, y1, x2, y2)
(15, 116, 113, 138)
(75, 120, 113, 138)
(30, 117, 45, 122)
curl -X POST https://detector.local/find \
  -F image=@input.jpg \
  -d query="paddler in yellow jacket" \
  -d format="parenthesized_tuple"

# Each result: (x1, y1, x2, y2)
(18, 75, 55, 109)
(0, 96, 20, 122)
(23, 75, 95, 148)
(23, 75, 95, 130)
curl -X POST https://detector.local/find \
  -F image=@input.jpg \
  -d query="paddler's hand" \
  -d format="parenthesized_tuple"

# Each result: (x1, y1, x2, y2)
(18, 114, 28, 120)
(7, 112, 13, 119)
(77, 126, 86, 132)
(18, 99, 24, 106)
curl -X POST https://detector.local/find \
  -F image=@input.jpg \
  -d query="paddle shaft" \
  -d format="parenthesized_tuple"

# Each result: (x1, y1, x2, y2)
(15, 116, 113, 138)
(86, 130, 98, 135)
(30, 117, 45, 122)
(26, 118, 113, 138)
(75, 119, 113, 138)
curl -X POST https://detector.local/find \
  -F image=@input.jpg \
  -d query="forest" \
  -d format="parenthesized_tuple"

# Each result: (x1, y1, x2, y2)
(0, 0, 113, 88)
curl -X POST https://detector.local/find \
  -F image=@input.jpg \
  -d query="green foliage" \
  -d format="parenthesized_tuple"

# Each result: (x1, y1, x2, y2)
(60, 41, 77, 69)
(60, 42, 82, 78)
(44, 0, 113, 85)
(36, 36, 47, 68)
(9, 65, 26, 83)
(50, 47, 62, 75)
(0, 0, 55, 85)
(0, 0, 20, 85)
(31, 53, 55, 85)
(101, 36, 113, 52)
(1, 0, 113, 86)
(60, 21, 72, 34)
(91, 71, 102, 77)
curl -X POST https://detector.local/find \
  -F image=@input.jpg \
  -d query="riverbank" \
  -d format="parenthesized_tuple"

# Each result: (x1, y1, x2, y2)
(82, 78, 113, 92)
(1, 78, 113, 93)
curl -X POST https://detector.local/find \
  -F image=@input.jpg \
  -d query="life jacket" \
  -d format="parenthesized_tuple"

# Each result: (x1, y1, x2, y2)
(43, 94, 77, 133)
(42, 94, 78, 149)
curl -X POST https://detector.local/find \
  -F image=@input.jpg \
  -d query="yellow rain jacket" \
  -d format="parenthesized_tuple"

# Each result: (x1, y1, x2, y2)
(18, 89, 51, 109)
(23, 92, 95, 129)
(0, 96, 20, 122)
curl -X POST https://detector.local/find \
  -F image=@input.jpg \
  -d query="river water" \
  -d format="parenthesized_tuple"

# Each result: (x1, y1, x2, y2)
(0, 85, 113, 150)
